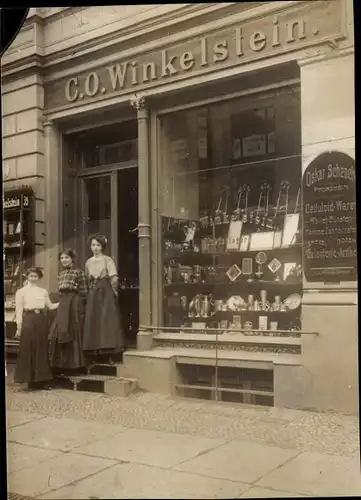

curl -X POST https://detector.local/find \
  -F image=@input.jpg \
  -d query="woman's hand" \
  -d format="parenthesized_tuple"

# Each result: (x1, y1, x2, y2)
(15, 328, 21, 339)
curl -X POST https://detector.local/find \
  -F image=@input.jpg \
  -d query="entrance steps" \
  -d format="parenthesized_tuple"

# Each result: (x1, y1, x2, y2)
(54, 371, 138, 397)
(6, 343, 138, 397)
(53, 360, 137, 396)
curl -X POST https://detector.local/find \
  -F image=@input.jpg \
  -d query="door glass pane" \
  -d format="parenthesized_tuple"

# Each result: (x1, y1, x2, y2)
(117, 168, 139, 348)
(83, 176, 111, 257)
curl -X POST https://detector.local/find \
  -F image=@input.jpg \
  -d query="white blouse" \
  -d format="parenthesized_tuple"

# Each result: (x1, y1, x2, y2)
(85, 255, 117, 279)
(15, 284, 58, 327)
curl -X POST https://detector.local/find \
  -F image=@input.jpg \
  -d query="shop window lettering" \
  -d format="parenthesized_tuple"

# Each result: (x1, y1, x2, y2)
(305, 164, 356, 188)
(4, 195, 29, 210)
(65, 17, 319, 103)
(302, 152, 357, 283)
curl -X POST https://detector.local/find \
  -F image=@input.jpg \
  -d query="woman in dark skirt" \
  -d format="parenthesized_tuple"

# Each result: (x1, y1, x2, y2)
(48, 249, 88, 373)
(14, 267, 59, 390)
(83, 234, 124, 367)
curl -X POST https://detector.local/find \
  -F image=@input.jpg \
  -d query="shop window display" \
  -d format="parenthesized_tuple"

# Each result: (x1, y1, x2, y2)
(4, 188, 34, 336)
(160, 87, 302, 334)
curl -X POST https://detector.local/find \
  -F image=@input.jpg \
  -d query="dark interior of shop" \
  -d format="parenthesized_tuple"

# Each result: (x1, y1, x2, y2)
(64, 119, 139, 347)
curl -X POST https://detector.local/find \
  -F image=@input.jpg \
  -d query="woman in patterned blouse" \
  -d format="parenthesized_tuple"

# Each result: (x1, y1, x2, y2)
(48, 249, 88, 373)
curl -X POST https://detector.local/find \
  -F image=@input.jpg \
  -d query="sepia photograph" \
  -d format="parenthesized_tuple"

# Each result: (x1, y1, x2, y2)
(2, 2, 359, 499)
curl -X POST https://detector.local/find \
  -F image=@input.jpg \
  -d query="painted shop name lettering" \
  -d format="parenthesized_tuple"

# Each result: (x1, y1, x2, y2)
(65, 17, 317, 103)
(305, 164, 356, 187)
(4, 195, 29, 210)
(306, 247, 357, 260)
(305, 201, 356, 214)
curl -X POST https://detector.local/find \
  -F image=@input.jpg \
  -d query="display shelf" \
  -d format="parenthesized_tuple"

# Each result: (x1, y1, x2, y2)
(3, 243, 27, 250)
(165, 279, 301, 287)
(4, 188, 34, 326)
(163, 245, 302, 265)
(183, 309, 300, 321)
(162, 151, 302, 333)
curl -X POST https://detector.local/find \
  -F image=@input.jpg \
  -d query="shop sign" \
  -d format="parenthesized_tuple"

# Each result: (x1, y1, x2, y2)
(4, 192, 31, 211)
(44, 0, 344, 110)
(302, 152, 357, 283)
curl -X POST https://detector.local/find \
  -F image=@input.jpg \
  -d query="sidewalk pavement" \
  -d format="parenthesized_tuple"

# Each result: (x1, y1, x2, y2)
(6, 385, 361, 499)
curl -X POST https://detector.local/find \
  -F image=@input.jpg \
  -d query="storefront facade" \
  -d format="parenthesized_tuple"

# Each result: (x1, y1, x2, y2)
(2, 2, 357, 413)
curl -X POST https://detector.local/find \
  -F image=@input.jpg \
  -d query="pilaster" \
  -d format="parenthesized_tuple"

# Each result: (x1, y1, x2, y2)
(298, 50, 358, 414)
(130, 94, 153, 350)
(43, 119, 62, 294)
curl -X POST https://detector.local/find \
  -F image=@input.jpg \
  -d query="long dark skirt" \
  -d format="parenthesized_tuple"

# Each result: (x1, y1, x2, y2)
(83, 277, 124, 354)
(48, 292, 86, 371)
(14, 311, 53, 384)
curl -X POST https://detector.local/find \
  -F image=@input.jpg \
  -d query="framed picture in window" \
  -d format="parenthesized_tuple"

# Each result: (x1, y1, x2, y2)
(239, 234, 250, 252)
(249, 231, 275, 251)
(282, 214, 300, 247)
(242, 134, 266, 158)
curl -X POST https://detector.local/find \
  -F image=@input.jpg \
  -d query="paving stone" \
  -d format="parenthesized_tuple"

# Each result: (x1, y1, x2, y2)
(7, 416, 127, 451)
(75, 428, 225, 468)
(175, 440, 299, 483)
(6, 387, 360, 458)
(257, 450, 361, 497)
(239, 486, 306, 497)
(6, 442, 62, 474)
(6, 410, 46, 428)
(7, 452, 117, 497)
(38, 462, 248, 499)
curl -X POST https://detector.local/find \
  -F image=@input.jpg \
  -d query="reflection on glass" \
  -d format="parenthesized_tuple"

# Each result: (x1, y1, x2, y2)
(84, 176, 111, 252)
(160, 88, 303, 334)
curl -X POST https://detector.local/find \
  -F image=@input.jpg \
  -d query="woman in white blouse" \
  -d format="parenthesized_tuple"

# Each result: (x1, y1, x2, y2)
(83, 234, 124, 367)
(14, 267, 59, 390)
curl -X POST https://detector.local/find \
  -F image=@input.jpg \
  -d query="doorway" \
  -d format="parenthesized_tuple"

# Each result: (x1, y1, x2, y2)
(64, 119, 140, 349)
(80, 168, 139, 348)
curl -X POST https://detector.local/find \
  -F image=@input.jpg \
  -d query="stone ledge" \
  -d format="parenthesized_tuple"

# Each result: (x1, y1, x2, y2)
(155, 333, 301, 345)
(123, 347, 301, 370)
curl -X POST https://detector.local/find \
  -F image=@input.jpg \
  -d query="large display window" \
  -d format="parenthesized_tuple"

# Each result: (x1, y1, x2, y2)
(159, 86, 302, 335)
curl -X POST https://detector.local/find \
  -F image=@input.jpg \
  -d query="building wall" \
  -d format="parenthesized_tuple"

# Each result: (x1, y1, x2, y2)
(2, 74, 46, 270)
(299, 50, 357, 414)
(2, 5, 205, 286)
(2, 3, 357, 413)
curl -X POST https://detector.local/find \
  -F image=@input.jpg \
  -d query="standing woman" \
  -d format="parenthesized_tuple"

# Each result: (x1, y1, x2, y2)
(48, 249, 88, 373)
(83, 234, 124, 365)
(14, 267, 59, 390)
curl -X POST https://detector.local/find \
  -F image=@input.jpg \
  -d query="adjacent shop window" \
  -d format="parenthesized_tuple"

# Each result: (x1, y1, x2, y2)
(160, 86, 302, 333)
(4, 189, 34, 328)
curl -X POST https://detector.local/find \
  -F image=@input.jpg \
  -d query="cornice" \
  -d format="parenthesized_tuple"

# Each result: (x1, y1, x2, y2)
(43, 3, 236, 65)
(1, 55, 44, 84)
(2, 3, 259, 79)
(1, 4, 218, 74)
(22, 8, 76, 27)
(28, 7, 77, 20)
(41, 1, 299, 82)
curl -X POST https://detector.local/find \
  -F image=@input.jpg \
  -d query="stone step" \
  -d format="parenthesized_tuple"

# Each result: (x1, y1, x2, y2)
(89, 363, 119, 377)
(54, 373, 138, 397)
(5, 338, 20, 360)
